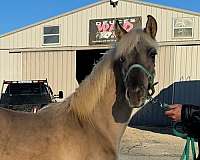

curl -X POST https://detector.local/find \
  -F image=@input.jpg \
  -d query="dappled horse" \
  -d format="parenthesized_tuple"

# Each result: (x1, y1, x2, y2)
(0, 15, 158, 160)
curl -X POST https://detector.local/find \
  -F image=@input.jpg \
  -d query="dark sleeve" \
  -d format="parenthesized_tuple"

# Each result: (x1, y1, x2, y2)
(181, 104, 200, 138)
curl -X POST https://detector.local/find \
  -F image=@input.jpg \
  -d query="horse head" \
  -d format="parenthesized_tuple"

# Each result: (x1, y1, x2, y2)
(114, 15, 158, 108)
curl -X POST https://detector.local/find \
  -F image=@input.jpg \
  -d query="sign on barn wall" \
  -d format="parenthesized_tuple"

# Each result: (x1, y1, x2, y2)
(89, 16, 142, 45)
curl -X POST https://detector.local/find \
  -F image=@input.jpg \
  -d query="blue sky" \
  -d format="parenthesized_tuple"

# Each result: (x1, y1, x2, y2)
(0, 0, 200, 35)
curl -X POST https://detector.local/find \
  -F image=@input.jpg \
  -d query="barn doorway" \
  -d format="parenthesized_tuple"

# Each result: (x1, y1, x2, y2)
(76, 49, 108, 84)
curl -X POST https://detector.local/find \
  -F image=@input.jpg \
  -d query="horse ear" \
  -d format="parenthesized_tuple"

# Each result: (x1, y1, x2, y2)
(144, 15, 157, 39)
(115, 19, 127, 41)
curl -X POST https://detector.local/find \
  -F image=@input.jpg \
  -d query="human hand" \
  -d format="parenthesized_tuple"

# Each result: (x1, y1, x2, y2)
(164, 104, 182, 122)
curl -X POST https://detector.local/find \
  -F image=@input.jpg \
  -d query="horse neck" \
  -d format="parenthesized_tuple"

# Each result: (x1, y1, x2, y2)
(64, 52, 133, 148)
(67, 53, 114, 119)
(91, 65, 133, 150)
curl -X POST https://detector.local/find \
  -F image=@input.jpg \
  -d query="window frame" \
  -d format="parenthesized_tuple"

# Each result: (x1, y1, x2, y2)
(172, 17, 194, 39)
(42, 25, 60, 45)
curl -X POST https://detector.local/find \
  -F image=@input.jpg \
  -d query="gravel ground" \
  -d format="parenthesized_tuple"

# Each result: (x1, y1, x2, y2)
(119, 127, 198, 160)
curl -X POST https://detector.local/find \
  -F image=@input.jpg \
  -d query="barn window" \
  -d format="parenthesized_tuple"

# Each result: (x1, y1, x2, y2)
(173, 18, 194, 38)
(43, 26, 60, 44)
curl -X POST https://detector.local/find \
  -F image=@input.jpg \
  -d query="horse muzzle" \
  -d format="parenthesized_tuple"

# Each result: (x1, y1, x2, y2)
(125, 85, 147, 108)
(123, 64, 158, 108)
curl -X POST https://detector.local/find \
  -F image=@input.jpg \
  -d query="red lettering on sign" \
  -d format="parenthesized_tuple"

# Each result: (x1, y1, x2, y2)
(109, 24, 114, 32)
(97, 23, 110, 32)
(123, 21, 134, 32)
(96, 21, 134, 32)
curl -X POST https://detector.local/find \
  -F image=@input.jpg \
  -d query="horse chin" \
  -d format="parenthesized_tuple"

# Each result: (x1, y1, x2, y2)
(125, 87, 146, 108)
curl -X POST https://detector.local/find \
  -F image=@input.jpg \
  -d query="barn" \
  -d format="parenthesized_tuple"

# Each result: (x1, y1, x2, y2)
(0, 0, 200, 125)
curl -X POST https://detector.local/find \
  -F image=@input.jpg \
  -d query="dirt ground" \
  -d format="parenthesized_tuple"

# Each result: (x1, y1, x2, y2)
(119, 127, 198, 160)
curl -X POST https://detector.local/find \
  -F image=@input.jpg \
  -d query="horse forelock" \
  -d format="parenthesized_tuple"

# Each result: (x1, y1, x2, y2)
(114, 28, 157, 60)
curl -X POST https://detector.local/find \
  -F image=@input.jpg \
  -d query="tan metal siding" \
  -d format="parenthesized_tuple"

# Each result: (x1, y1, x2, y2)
(1, 1, 200, 49)
(155, 46, 176, 94)
(65, 14, 74, 46)
(156, 45, 200, 105)
(22, 50, 76, 98)
(0, 50, 22, 89)
(173, 46, 200, 81)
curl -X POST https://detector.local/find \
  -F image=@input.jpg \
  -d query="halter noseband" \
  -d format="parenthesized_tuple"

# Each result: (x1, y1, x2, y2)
(123, 64, 157, 99)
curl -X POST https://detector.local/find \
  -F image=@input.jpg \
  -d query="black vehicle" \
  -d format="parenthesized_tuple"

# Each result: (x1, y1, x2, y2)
(0, 79, 63, 113)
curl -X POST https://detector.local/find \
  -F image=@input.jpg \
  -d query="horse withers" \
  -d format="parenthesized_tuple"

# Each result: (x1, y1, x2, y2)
(0, 15, 158, 160)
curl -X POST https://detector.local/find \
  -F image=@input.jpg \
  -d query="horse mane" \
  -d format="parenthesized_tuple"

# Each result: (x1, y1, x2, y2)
(66, 28, 157, 120)
(67, 50, 114, 119)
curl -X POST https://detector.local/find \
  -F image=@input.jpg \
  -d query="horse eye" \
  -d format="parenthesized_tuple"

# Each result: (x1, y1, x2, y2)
(119, 57, 125, 63)
(151, 54, 156, 59)
(148, 48, 157, 59)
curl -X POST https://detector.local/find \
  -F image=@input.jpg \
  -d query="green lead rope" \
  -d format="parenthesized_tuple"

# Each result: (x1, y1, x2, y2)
(160, 104, 197, 160)
(173, 123, 196, 160)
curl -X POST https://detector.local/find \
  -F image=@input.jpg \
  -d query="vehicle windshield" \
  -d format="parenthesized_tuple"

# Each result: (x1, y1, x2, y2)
(5, 83, 48, 95)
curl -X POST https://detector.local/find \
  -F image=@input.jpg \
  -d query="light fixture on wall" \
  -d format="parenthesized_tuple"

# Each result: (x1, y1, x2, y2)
(110, 0, 118, 7)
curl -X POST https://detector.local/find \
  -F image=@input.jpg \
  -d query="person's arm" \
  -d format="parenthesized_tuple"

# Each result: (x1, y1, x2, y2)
(165, 104, 200, 138)
(181, 104, 200, 137)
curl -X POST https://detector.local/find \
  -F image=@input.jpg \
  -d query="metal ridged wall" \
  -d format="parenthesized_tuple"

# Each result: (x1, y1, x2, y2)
(0, 50, 76, 98)
(0, 0, 200, 49)
(0, 50, 22, 90)
(21, 50, 76, 98)
(155, 45, 200, 94)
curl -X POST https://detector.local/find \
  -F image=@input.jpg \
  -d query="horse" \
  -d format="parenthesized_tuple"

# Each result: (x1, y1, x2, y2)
(0, 15, 158, 160)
